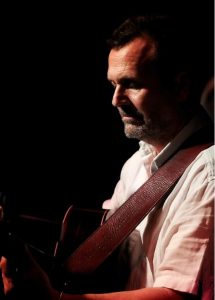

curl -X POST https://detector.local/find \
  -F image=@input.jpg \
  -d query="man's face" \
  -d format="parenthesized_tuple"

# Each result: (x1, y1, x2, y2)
(107, 37, 184, 152)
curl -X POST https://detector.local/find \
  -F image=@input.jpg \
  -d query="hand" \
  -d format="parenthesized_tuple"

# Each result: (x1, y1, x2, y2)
(0, 244, 58, 300)
(0, 204, 59, 300)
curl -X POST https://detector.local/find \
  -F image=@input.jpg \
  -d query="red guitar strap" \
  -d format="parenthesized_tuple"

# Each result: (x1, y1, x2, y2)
(63, 143, 212, 275)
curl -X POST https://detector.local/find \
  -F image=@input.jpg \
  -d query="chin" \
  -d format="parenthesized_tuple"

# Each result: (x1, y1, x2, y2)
(124, 124, 164, 144)
(124, 124, 145, 140)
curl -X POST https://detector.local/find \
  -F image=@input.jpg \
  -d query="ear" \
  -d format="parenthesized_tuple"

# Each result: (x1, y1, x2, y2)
(174, 72, 191, 102)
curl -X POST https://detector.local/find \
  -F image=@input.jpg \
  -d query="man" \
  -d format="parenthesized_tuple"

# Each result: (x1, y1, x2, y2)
(0, 15, 214, 300)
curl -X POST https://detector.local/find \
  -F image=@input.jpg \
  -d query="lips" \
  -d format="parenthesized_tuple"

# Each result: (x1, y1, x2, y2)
(122, 116, 145, 125)
(118, 106, 145, 124)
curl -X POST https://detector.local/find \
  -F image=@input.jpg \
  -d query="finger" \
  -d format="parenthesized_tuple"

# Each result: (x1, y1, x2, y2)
(0, 257, 15, 294)
(0, 256, 18, 278)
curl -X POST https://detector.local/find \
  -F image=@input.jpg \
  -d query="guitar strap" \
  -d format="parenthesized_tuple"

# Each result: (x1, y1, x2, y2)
(63, 142, 212, 275)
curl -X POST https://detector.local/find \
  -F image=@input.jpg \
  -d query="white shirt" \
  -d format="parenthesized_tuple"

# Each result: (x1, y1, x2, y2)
(103, 109, 214, 297)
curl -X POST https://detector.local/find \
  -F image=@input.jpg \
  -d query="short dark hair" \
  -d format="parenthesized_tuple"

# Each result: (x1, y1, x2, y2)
(107, 15, 213, 101)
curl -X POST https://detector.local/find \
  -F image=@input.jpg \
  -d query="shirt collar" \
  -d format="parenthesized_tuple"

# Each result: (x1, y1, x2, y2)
(140, 107, 212, 173)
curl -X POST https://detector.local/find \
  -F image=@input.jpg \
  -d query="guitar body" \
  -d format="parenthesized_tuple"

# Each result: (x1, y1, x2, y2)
(51, 205, 130, 294)
(54, 205, 108, 261)
(0, 203, 130, 294)
(52, 246, 128, 294)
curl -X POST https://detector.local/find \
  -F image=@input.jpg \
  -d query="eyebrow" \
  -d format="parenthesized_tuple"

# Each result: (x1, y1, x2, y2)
(107, 75, 137, 83)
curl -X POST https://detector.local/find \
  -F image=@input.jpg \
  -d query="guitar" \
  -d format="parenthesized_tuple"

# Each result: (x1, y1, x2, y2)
(0, 202, 129, 294)
(51, 205, 129, 294)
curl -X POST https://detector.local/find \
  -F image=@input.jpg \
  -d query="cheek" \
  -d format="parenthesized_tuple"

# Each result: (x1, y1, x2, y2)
(128, 89, 150, 111)
(135, 91, 173, 120)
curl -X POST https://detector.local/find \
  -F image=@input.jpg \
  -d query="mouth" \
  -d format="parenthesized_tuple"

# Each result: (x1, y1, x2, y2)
(122, 116, 144, 125)
(119, 106, 145, 125)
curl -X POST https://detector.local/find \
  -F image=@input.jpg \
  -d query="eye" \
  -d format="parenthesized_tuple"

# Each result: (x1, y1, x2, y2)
(120, 78, 143, 90)
(127, 82, 142, 89)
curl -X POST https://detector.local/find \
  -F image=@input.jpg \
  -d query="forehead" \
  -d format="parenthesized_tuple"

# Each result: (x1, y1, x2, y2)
(107, 37, 156, 79)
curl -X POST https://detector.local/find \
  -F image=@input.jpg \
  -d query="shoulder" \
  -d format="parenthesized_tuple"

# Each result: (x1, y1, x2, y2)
(176, 144, 215, 204)
(201, 144, 215, 159)
(169, 144, 215, 207)
(192, 145, 215, 180)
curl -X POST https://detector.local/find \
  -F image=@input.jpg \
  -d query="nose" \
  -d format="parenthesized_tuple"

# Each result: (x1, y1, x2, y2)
(112, 85, 128, 107)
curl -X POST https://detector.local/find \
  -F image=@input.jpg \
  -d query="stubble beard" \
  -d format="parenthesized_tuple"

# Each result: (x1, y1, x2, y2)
(124, 123, 147, 140)
(123, 121, 173, 146)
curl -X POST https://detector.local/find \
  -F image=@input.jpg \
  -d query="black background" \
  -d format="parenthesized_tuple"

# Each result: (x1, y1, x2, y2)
(1, 0, 214, 220)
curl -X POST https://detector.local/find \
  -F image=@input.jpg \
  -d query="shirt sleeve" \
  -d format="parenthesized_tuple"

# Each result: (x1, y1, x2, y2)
(153, 152, 214, 296)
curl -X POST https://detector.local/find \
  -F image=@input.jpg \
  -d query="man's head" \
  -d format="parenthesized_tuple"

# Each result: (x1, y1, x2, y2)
(107, 15, 211, 151)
